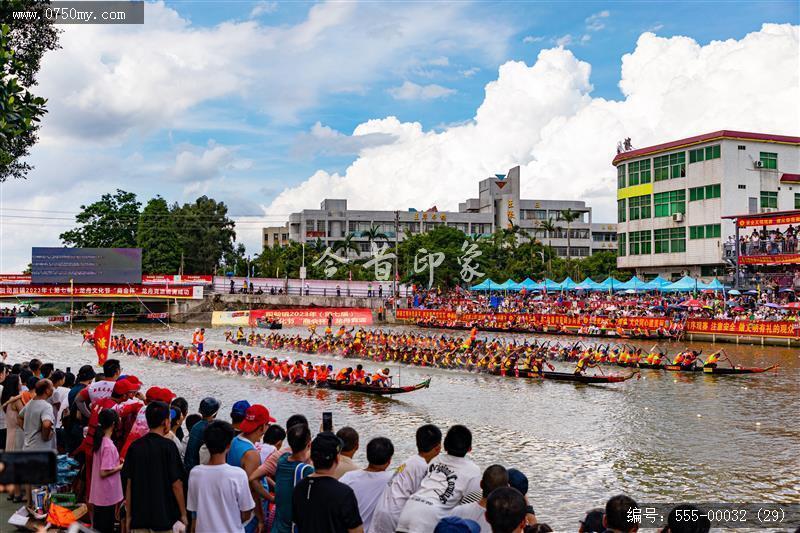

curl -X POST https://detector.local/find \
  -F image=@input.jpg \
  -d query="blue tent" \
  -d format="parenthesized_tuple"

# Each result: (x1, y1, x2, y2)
(543, 278, 562, 291)
(575, 277, 602, 291)
(520, 278, 543, 290)
(615, 275, 647, 291)
(596, 276, 621, 292)
(662, 276, 702, 292)
(498, 279, 521, 291)
(703, 278, 726, 291)
(643, 276, 671, 290)
(560, 277, 578, 290)
(471, 279, 503, 291)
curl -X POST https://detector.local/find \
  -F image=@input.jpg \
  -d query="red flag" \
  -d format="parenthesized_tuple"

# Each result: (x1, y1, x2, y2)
(93, 317, 114, 366)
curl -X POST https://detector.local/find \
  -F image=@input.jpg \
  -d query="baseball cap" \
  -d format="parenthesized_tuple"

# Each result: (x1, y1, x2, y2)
(239, 404, 275, 434)
(119, 375, 142, 391)
(508, 468, 529, 495)
(231, 400, 251, 417)
(434, 517, 481, 533)
(146, 387, 176, 403)
(113, 379, 137, 396)
(310, 432, 343, 463)
(579, 508, 604, 533)
(199, 397, 221, 417)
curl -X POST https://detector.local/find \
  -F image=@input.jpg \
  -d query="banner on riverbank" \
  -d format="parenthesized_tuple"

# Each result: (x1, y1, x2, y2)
(249, 308, 373, 327)
(686, 318, 800, 338)
(211, 310, 252, 327)
(15, 315, 72, 326)
(0, 284, 202, 299)
(142, 274, 213, 285)
(737, 253, 800, 265)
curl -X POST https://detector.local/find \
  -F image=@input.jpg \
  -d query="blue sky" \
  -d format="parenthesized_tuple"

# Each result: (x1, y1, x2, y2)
(1, 0, 797, 271)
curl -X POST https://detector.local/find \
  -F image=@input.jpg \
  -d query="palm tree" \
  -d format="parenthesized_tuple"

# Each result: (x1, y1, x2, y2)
(537, 219, 557, 277)
(363, 225, 388, 249)
(559, 208, 581, 261)
(309, 238, 326, 253)
(333, 233, 360, 257)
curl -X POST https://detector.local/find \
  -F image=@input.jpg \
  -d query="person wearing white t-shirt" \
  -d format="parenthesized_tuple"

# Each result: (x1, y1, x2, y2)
(449, 465, 509, 533)
(187, 420, 255, 533)
(75, 359, 122, 419)
(396, 425, 481, 533)
(47, 371, 69, 429)
(371, 424, 442, 533)
(340, 437, 395, 532)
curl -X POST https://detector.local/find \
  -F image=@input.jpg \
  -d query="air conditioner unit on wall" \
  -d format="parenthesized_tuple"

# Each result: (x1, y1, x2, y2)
(754, 160, 764, 168)
(672, 213, 684, 223)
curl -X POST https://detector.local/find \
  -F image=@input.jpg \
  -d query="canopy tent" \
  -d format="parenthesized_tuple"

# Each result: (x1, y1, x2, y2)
(542, 278, 563, 291)
(642, 276, 671, 290)
(703, 278, 726, 291)
(575, 277, 603, 291)
(595, 276, 622, 292)
(520, 278, 543, 290)
(497, 279, 521, 291)
(470, 279, 503, 291)
(614, 275, 647, 291)
(662, 276, 702, 292)
(559, 277, 578, 290)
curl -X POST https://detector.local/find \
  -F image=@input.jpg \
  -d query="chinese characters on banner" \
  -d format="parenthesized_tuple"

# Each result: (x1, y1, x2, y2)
(0, 284, 202, 299)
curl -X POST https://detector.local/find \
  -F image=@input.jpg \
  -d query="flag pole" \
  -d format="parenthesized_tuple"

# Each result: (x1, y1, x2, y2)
(69, 279, 74, 332)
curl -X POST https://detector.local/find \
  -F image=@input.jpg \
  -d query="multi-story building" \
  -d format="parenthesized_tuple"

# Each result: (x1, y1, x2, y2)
(262, 226, 289, 249)
(273, 166, 616, 257)
(614, 130, 800, 279)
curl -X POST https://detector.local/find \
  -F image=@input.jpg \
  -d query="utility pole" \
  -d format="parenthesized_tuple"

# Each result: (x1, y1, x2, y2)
(393, 210, 399, 313)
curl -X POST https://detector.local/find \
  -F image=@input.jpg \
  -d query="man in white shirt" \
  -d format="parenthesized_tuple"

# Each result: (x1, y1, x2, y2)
(396, 425, 481, 533)
(187, 420, 255, 533)
(371, 424, 442, 533)
(47, 371, 69, 429)
(449, 465, 509, 532)
(340, 437, 394, 532)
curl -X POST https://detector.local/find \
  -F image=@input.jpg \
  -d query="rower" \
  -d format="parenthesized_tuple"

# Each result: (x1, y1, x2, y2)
(351, 364, 366, 384)
(236, 327, 245, 344)
(574, 353, 598, 375)
(703, 351, 721, 369)
(370, 368, 392, 387)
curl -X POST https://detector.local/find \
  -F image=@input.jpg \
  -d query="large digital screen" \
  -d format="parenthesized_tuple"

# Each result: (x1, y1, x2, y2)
(31, 248, 142, 284)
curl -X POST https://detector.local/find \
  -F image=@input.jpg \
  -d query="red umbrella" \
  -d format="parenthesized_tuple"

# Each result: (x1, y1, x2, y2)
(783, 302, 800, 309)
(682, 298, 704, 308)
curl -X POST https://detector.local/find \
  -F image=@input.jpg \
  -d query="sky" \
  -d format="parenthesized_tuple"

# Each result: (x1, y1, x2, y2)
(0, 0, 798, 272)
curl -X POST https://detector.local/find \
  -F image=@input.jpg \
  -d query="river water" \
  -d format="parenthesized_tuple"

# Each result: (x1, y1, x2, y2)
(1, 324, 798, 529)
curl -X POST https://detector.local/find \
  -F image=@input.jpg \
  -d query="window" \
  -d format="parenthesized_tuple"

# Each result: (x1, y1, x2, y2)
(669, 152, 686, 179)
(654, 227, 686, 253)
(689, 145, 721, 163)
(760, 191, 778, 208)
(617, 165, 626, 189)
(629, 230, 651, 255)
(627, 159, 651, 186)
(618, 233, 626, 256)
(654, 155, 670, 181)
(689, 184, 721, 201)
(522, 209, 547, 220)
(796, 193, 800, 209)
(618, 199, 626, 222)
(738, 145, 746, 150)
(629, 195, 651, 220)
(689, 224, 721, 240)
(738, 184, 746, 190)
(654, 190, 686, 217)
(759, 152, 778, 170)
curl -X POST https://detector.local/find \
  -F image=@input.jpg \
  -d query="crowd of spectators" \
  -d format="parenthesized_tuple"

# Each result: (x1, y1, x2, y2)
(730, 225, 799, 256)
(411, 272, 800, 322)
(0, 356, 717, 533)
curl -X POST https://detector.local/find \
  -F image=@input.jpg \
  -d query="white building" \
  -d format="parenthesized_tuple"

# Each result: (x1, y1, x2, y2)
(267, 166, 617, 257)
(614, 130, 800, 279)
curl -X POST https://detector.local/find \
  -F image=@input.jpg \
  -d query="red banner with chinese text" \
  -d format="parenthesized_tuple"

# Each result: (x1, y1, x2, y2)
(142, 274, 213, 285)
(686, 318, 800, 338)
(249, 307, 373, 327)
(737, 254, 800, 265)
(395, 309, 673, 330)
(736, 213, 800, 228)
(0, 284, 202, 299)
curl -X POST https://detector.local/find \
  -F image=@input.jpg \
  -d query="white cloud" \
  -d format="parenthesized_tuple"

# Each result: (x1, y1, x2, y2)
(647, 23, 664, 33)
(266, 24, 800, 234)
(581, 34, 592, 44)
(250, 1, 278, 18)
(388, 81, 456, 100)
(426, 56, 450, 66)
(522, 35, 544, 44)
(554, 34, 573, 47)
(171, 142, 252, 182)
(291, 122, 398, 158)
(460, 67, 480, 78)
(585, 10, 610, 32)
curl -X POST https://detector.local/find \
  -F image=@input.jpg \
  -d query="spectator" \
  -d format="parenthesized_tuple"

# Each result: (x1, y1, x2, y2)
(273, 423, 315, 533)
(396, 425, 481, 532)
(171, 397, 189, 442)
(372, 424, 443, 533)
(603, 495, 639, 533)
(507, 468, 536, 527)
(187, 420, 255, 533)
(340, 437, 394, 531)
(48, 370, 68, 433)
(485, 487, 527, 533)
(579, 508, 604, 533)
(123, 401, 187, 532)
(75, 359, 122, 419)
(18, 379, 55, 451)
(230, 400, 251, 433)
(184, 396, 220, 472)
(227, 404, 275, 533)
(435, 517, 481, 533)
(660, 505, 710, 533)
(334, 426, 360, 478)
(292, 432, 363, 533)
(257, 423, 285, 463)
(450, 465, 509, 532)
(89, 409, 123, 533)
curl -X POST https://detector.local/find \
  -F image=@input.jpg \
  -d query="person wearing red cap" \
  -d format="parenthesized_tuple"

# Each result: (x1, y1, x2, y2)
(120, 386, 175, 459)
(227, 404, 275, 533)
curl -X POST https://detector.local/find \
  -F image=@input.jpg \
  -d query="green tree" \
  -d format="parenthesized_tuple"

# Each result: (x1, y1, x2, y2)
(397, 226, 468, 288)
(537, 219, 557, 277)
(172, 196, 237, 274)
(363, 225, 388, 249)
(60, 190, 140, 248)
(136, 197, 180, 274)
(576, 251, 631, 281)
(0, 2, 60, 181)
(559, 208, 581, 262)
(332, 233, 360, 257)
